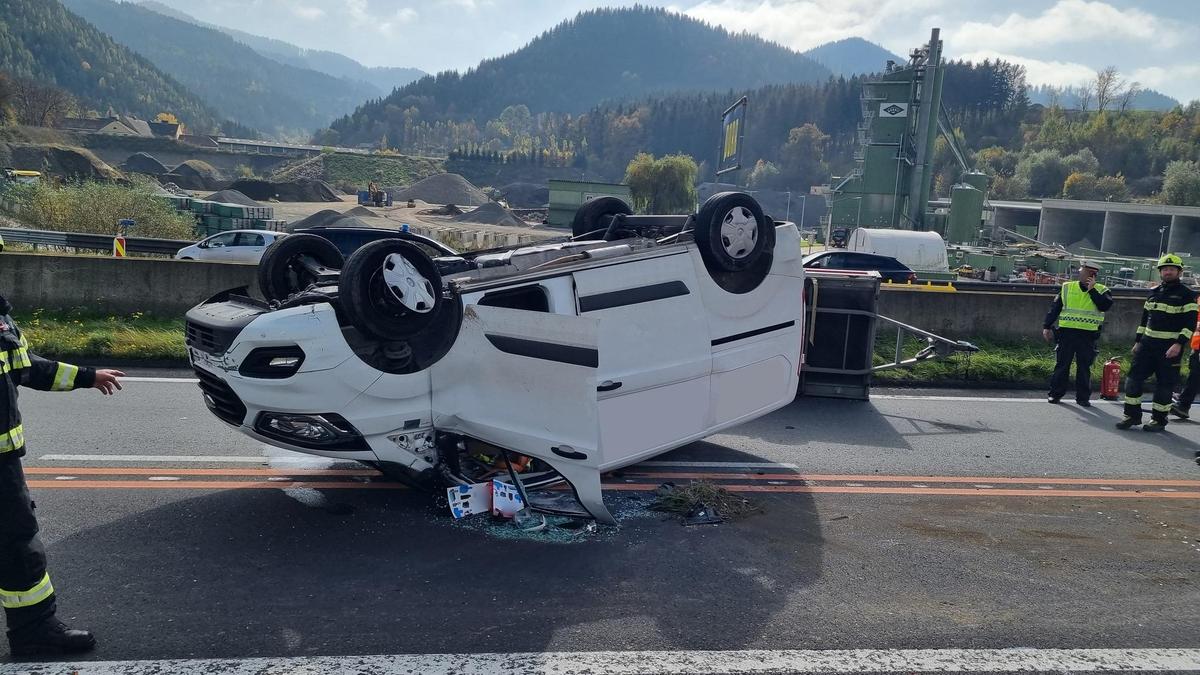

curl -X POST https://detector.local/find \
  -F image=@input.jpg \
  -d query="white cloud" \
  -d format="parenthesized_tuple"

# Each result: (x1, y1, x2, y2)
(378, 7, 419, 36)
(674, 0, 943, 53)
(957, 49, 1097, 88)
(953, 0, 1182, 52)
(291, 5, 326, 20)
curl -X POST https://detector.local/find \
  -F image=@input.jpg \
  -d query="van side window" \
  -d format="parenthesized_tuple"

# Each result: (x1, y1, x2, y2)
(478, 285, 550, 312)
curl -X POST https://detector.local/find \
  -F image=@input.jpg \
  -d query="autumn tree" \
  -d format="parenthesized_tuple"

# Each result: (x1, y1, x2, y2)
(624, 152, 698, 214)
(777, 123, 829, 191)
(8, 77, 76, 126)
(1163, 161, 1200, 207)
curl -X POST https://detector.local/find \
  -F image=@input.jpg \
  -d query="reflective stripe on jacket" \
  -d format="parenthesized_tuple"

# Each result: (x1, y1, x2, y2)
(1135, 280, 1199, 345)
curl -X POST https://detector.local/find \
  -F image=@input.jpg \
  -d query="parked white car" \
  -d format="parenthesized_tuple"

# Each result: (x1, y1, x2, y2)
(185, 193, 804, 523)
(176, 230, 285, 264)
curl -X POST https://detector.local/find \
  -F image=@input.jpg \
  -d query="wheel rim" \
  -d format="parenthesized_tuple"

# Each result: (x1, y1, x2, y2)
(719, 206, 758, 259)
(381, 252, 436, 313)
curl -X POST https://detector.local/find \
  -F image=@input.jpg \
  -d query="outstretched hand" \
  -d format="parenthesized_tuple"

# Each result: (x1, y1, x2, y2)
(93, 369, 125, 395)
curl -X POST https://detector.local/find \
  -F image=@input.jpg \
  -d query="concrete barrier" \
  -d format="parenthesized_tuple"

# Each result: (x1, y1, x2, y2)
(878, 287, 1146, 344)
(0, 253, 256, 316)
(0, 253, 1160, 345)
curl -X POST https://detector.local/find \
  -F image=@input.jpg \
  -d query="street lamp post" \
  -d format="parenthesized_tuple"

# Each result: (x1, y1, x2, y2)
(1158, 225, 1167, 256)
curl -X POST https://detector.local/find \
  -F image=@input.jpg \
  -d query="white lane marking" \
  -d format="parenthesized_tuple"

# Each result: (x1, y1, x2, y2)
(4, 648, 1197, 674)
(122, 376, 199, 383)
(147, 476, 181, 481)
(38, 454, 334, 466)
(638, 461, 801, 469)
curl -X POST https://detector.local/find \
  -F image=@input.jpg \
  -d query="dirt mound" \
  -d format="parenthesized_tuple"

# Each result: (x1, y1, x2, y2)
(453, 201, 523, 227)
(2, 143, 121, 182)
(205, 189, 261, 207)
(344, 206, 380, 218)
(389, 173, 487, 207)
(273, 179, 341, 202)
(500, 182, 549, 208)
(288, 209, 346, 231)
(420, 204, 464, 216)
(225, 178, 276, 201)
(164, 159, 224, 190)
(121, 152, 169, 176)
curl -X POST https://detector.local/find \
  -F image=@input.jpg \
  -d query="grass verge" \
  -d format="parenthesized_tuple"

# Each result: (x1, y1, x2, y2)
(15, 310, 185, 362)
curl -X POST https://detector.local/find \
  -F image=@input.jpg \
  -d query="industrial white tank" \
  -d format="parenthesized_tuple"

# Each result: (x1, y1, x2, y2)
(847, 228, 950, 272)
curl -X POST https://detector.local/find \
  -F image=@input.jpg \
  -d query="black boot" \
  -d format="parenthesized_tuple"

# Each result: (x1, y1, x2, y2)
(8, 617, 95, 657)
(1115, 416, 1140, 430)
(1143, 418, 1168, 433)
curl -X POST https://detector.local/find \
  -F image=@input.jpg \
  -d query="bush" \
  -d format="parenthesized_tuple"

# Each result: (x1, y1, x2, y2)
(1162, 160, 1200, 206)
(2, 178, 195, 239)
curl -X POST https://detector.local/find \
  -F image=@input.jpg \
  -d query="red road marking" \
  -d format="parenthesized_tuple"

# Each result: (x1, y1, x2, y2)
(25, 467, 380, 477)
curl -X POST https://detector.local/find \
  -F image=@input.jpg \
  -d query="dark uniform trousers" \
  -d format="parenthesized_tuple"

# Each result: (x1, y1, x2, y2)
(1124, 339, 1183, 423)
(0, 454, 54, 632)
(1049, 328, 1099, 402)
(1178, 350, 1200, 410)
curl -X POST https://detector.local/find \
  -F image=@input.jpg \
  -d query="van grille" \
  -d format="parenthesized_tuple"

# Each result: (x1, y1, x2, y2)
(194, 368, 247, 426)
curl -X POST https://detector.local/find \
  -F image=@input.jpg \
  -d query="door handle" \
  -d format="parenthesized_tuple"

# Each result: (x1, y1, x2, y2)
(597, 380, 622, 392)
(551, 446, 588, 461)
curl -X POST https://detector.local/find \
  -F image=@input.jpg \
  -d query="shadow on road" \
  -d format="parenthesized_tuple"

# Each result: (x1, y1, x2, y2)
(40, 482, 825, 660)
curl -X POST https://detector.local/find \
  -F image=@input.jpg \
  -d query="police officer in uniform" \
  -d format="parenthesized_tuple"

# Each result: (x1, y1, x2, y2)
(1118, 254, 1197, 431)
(0, 238, 125, 656)
(1043, 260, 1113, 406)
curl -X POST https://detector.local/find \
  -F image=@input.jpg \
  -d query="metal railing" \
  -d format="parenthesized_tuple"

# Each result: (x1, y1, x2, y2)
(0, 228, 192, 256)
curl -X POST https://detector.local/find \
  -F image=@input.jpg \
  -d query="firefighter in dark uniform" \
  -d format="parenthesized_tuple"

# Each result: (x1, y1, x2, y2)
(0, 239, 125, 656)
(1171, 298, 1200, 419)
(1043, 260, 1114, 406)
(1117, 254, 1197, 432)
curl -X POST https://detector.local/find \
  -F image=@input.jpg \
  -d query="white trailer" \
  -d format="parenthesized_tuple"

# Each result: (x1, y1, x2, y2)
(847, 228, 949, 273)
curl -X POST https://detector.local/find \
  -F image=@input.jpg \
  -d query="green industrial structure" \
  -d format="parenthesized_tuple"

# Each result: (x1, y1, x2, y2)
(823, 28, 981, 243)
(548, 179, 633, 229)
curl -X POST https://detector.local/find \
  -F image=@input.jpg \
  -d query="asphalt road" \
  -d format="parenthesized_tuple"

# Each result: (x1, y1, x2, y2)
(4, 374, 1198, 673)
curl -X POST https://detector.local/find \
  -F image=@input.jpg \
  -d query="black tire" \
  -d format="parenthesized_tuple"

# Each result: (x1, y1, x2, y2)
(572, 196, 633, 238)
(258, 234, 343, 302)
(694, 192, 771, 273)
(339, 239, 444, 340)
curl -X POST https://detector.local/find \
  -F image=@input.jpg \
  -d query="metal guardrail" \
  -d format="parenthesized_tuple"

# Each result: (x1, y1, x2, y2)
(0, 228, 191, 256)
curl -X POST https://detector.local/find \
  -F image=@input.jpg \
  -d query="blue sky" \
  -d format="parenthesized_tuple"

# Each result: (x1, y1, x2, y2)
(154, 0, 1199, 102)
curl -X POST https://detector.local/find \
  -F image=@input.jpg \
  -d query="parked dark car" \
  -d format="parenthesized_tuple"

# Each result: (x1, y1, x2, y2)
(802, 251, 918, 283)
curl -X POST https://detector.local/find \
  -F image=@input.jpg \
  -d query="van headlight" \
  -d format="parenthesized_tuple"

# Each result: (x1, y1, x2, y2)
(254, 412, 369, 451)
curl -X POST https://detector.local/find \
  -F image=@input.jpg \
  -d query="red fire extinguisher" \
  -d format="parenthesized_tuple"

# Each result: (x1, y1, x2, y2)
(1101, 358, 1121, 400)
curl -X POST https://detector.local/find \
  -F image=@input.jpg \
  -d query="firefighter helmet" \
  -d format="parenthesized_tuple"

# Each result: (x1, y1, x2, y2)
(1156, 253, 1184, 269)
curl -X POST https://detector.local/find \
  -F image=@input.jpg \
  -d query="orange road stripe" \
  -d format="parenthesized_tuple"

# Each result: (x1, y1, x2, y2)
(603, 484, 1200, 498)
(26, 480, 402, 490)
(25, 480, 1200, 499)
(620, 472, 1200, 488)
(25, 467, 380, 477)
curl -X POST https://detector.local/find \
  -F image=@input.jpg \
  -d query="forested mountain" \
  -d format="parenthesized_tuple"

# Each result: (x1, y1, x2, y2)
(802, 38, 903, 77)
(61, 0, 381, 137)
(328, 7, 832, 145)
(421, 54, 1200, 208)
(135, 1, 426, 96)
(0, 0, 222, 131)
(1027, 84, 1180, 112)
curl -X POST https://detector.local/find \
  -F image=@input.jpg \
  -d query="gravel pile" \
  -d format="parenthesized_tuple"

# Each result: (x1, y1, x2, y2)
(388, 173, 487, 207)
(205, 189, 261, 207)
(121, 152, 169, 175)
(500, 182, 549, 208)
(164, 160, 224, 190)
(273, 179, 341, 202)
(287, 209, 389, 232)
(453, 201, 524, 227)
